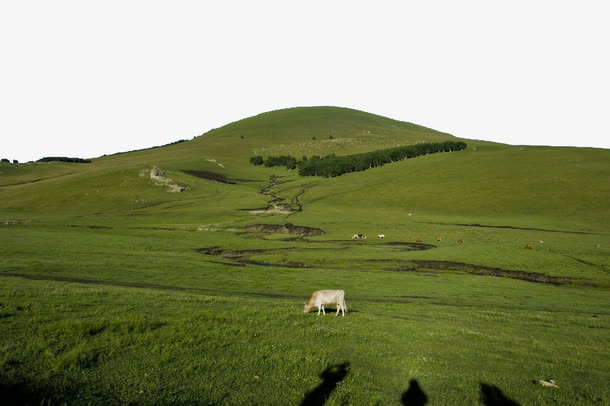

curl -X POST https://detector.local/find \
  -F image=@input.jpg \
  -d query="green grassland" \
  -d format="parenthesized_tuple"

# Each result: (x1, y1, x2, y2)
(1, 106, 609, 405)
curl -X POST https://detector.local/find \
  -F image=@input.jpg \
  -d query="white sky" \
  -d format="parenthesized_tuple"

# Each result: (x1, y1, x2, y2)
(1, 1, 608, 163)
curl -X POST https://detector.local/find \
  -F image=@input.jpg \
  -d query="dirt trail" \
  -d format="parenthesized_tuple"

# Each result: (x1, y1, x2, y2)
(0, 171, 79, 188)
(194, 245, 578, 285)
(405, 260, 574, 285)
(249, 179, 300, 215)
(419, 221, 603, 235)
(0, 272, 302, 299)
(4, 272, 605, 316)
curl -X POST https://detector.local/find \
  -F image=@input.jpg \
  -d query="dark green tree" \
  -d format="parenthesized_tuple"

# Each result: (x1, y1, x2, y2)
(249, 155, 264, 165)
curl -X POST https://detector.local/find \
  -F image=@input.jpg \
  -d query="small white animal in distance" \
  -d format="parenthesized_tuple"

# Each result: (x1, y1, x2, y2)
(538, 379, 558, 388)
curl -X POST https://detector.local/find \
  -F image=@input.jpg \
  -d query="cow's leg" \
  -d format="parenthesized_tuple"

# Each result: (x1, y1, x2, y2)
(336, 304, 339, 316)
(321, 305, 326, 315)
(317, 306, 321, 316)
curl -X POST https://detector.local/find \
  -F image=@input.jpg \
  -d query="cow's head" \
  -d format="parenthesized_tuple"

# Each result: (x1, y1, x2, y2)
(303, 303, 311, 313)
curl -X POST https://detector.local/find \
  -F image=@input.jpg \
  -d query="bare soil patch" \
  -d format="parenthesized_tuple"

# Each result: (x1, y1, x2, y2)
(1, 220, 32, 225)
(143, 167, 188, 192)
(406, 260, 573, 285)
(182, 170, 235, 184)
(195, 246, 312, 268)
(66, 225, 113, 230)
(420, 221, 602, 235)
(244, 223, 325, 236)
(196, 245, 576, 285)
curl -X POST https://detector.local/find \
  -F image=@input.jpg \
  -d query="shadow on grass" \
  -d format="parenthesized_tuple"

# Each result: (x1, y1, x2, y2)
(399, 380, 520, 406)
(480, 383, 520, 405)
(301, 362, 349, 406)
(1, 382, 49, 406)
(401, 379, 428, 405)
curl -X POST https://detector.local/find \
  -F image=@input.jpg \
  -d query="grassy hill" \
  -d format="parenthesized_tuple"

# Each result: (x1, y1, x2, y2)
(1, 106, 609, 404)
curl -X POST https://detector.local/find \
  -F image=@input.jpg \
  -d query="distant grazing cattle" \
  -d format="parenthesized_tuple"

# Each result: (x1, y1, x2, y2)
(458, 239, 464, 244)
(539, 240, 544, 244)
(304, 290, 347, 316)
(416, 238, 423, 243)
(352, 234, 366, 239)
(595, 243, 600, 248)
(378, 234, 385, 239)
(408, 213, 413, 216)
(525, 244, 534, 249)
(435, 237, 442, 242)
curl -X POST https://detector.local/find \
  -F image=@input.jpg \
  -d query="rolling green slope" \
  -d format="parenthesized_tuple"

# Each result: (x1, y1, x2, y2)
(294, 143, 609, 230)
(0, 107, 458, 217)
(3, 106, 607, 228)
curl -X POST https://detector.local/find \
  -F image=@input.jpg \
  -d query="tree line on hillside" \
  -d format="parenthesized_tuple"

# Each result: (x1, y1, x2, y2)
(37, 157, 92, 163)
(249, 141, 467, 177)
(249, 155, 298, 169)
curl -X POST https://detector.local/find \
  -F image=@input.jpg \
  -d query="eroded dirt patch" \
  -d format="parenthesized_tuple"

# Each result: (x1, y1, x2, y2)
(195, 247, 312, 268)
(182, 170, 235, 184)
(1, 219, 32, 225)
(142, 167, 188, 192)
(373, 241, 434, 250)
(67, 225, 113, 230)
(248, 179, 300, 215)
(197, 246, 576, 285)
(406, 260, 573, 285)
(419, 221, 601, 235)
(244, 223, 325, 236)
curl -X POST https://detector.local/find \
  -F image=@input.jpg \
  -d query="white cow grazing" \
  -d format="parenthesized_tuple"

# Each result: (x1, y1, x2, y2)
(378, 234, 385, 239)
(304, 290, 347, 316)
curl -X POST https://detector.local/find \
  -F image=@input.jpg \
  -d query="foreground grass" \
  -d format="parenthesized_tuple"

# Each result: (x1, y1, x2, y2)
(2, 267, 608, 405)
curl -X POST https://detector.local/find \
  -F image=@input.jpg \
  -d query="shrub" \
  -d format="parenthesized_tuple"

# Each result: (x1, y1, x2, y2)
(263, 155, 297, 170)
(249, 156, 264, 165)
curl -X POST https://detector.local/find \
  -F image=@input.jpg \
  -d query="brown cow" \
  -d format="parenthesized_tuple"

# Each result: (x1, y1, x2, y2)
(416, 238, 423, 243)
(435, 237, 442, 242)
(458, 239, 464, 244)
(525, 244, 534, 249)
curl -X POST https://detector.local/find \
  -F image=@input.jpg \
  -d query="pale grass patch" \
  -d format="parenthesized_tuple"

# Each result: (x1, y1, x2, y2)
(252, 138, 364, 156)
